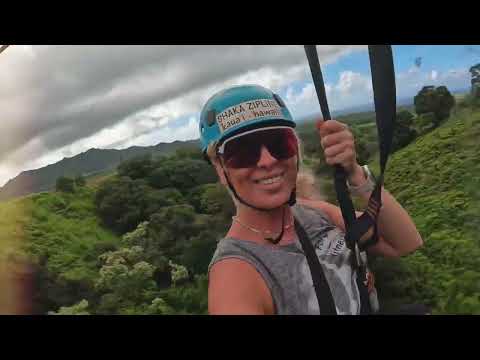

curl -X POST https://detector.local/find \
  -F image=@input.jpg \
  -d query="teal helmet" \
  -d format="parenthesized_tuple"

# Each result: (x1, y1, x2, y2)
(199, 85, 296, 153)
(198, 84, 298, 224)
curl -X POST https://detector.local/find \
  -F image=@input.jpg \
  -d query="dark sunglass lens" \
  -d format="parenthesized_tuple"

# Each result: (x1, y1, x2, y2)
(223, 135, 260, 168)
(223, 129, 297, 168)
(265, 129, 297, 160)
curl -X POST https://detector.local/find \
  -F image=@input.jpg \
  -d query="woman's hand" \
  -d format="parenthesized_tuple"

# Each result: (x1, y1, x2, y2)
(316, 120, 364, 184)
(316, 119, 423, 256)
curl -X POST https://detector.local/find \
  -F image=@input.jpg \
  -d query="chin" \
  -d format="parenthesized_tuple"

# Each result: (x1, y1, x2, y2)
(249, 190, 292, 210)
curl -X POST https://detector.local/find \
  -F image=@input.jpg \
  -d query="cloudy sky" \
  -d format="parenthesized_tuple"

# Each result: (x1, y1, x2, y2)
(0, 45, 478, 187)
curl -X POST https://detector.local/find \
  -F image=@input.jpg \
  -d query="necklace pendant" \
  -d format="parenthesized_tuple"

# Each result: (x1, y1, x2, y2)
(266, 235, 281, 244)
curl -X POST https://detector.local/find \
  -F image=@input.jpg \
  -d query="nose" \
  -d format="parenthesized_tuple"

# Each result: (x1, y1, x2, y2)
(256, 145, 277, 168)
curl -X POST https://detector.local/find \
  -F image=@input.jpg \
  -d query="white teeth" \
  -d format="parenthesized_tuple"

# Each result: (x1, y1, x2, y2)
(257, 174, 283, 185)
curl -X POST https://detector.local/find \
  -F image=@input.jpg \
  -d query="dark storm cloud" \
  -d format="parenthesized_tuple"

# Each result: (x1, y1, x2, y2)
(0, 45, 360, 165)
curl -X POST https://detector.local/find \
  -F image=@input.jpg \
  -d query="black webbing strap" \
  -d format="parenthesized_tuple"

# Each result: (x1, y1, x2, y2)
(294, 218, 337, 315)
(303, 45, 397, 253)
(351, 45, 397, 253)
(369, 45, 397, 178)
(304, 45, 397, 314)
(304, 45, 360, 254)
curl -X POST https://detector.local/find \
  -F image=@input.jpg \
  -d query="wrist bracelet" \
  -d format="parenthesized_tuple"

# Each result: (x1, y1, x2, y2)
(347, 165, 376, 196)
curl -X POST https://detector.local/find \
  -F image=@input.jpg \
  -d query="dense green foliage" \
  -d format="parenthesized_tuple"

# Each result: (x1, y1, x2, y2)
(55, 175, 87, 193)
(1, 92, 478, 315)
(55, 176, 76, 193)
(369, 106, 480, 314)
(1, 148, 229, 314)
(74, 175, 86, 187)
(470, 63, 480, 98)
(298, 96, 480, 314)
(414, 86, 455, 127)
(392, 110, 418, 153)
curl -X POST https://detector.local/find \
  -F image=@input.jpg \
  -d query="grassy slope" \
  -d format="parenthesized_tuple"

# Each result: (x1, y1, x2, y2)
(1, 106, 478, 314)
(0, 198, 32, 313)
(370, 107, 480, 314)
(0, 186, 122, 312)
(25, 188, 121, 282)
(85, 169, 117, 189)
(299, 105, 480, 314)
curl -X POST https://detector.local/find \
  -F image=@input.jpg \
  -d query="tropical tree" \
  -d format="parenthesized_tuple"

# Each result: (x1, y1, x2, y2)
(56, 176, 75, 193)
(414, 86, 455, 127)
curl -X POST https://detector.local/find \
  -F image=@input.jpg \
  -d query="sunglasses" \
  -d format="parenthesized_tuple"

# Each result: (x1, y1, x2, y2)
(217, 127, 298, 169)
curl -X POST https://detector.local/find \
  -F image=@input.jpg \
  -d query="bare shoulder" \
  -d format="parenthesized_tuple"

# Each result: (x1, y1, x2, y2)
(297, 198, 397, 257)
(208, 258, 274, 315)
(296, 197, 346, 231)
(297, 197, 337, 213)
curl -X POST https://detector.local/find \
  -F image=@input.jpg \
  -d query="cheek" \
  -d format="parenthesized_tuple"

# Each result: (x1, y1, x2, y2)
(227, 168, 254, 187)
(285, 157, 298, 181)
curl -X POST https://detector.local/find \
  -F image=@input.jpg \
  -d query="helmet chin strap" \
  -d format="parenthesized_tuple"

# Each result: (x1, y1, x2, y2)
(221, 165, 297, 245)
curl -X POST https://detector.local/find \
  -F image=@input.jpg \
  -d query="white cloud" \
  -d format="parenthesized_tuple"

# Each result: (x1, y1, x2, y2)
(284, 70, 373, 119)
(231, 64, 309, 92)
(396, 67, 470, 99)
(284, 83, 318, 119)
(279, 64, 471, 124)
(0, 45, 361, 159)
(15, 114, 201, 180)
(335, 71, 372, 96)
(1, 63, 311, 183)
(2, 45, 471, 187)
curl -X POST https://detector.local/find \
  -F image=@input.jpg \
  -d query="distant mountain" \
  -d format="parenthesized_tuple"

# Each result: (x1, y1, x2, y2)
(0, 139, 200, 202)
(296, 96, 416, 124)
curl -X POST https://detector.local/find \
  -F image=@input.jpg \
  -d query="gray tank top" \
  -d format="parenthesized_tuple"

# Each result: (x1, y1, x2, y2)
(208, 204, 366, 315)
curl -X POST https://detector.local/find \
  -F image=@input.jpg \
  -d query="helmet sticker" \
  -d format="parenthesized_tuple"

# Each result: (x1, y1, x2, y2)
(216, 98, 283, 133)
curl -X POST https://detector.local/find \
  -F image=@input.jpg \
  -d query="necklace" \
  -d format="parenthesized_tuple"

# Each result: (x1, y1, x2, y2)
(232, 216, 294, 241)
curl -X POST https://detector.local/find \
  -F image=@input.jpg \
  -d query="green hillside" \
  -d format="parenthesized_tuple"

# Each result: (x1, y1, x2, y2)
(370, 106, 480, 314)
(296, 100, 480, 314)
(0, 187, 122, 313)
(0, 149, 225, 314)
(0, 104, 478, 314)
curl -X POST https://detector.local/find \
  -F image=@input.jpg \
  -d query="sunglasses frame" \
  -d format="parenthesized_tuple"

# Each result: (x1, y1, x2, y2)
(216, 126, 299, 167)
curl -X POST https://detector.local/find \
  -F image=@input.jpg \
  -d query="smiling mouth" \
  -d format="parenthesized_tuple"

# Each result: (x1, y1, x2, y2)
(254, 172, 285, 185)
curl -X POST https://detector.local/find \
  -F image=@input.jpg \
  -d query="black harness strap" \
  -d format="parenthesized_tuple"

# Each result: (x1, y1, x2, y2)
(294, 218, 337, 315)
(304, 45, 397, 314)
(349, 45, 397, 254)
(304, 45, 360, 253)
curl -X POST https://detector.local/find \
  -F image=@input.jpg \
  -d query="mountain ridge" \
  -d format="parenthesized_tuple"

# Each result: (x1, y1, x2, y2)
(0, 139, 201, 202)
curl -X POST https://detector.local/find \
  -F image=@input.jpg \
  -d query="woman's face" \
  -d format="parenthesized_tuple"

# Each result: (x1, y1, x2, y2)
(214, 128, 299, 210)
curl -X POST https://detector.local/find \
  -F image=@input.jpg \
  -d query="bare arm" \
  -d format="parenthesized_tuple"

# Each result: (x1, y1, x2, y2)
(347, 164, 423, 256)
(298, 184, 423, 258)
(208, 258, 274, 315)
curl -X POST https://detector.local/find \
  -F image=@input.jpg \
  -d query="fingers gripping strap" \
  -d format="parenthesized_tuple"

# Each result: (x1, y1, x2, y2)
(304, 45, 396, 253)
(304, 45, 358, 247)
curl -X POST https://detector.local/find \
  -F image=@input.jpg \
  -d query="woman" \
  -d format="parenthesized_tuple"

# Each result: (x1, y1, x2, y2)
(200, 84, 423, 315)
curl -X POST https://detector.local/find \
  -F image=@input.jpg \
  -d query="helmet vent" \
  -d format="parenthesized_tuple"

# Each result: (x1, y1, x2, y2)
(207, 110, 216, 126)
(273, 93, 286, 108)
